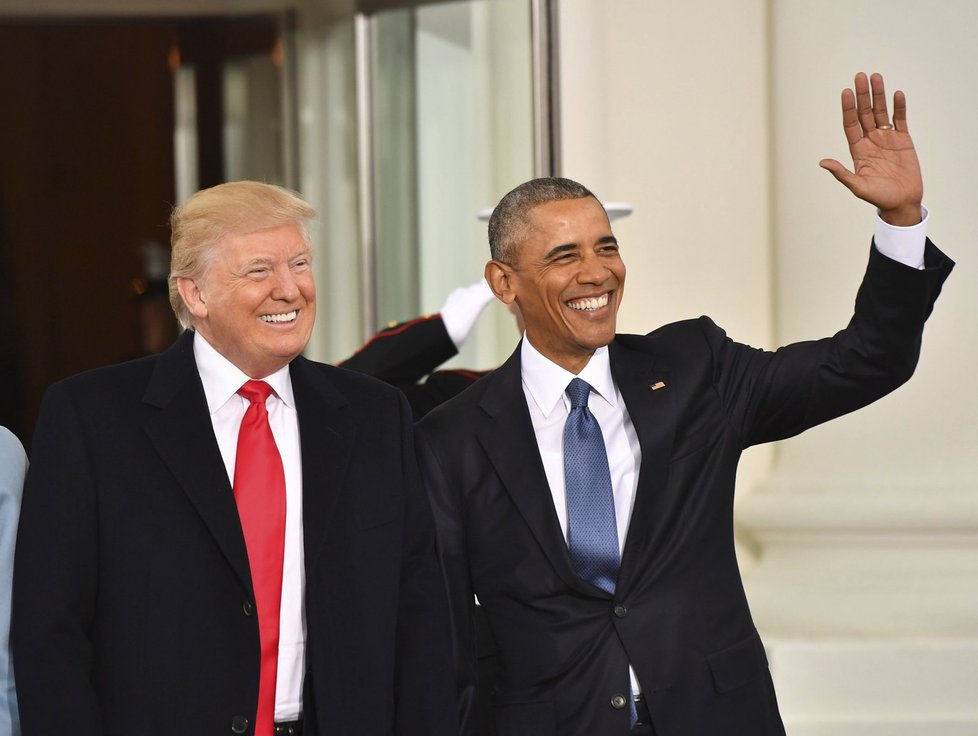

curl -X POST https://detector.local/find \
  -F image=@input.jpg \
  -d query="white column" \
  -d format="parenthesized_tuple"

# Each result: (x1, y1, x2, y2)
(738, 2, 978, 733)
(555, 1, 978, 733)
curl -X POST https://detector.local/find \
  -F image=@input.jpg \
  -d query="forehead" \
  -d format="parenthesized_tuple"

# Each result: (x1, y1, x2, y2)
(521, 197, 611, 246)
(216, 223, 310, 261)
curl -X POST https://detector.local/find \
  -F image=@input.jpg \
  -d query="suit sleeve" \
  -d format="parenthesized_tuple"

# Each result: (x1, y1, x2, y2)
(339, 316, 459, 384)
(392, 393, 460, 736)
(340, 317, 468, 420)
(709, 239, 953, 447)
(12, 383, 103, 734)
(416, 426, 481, 736)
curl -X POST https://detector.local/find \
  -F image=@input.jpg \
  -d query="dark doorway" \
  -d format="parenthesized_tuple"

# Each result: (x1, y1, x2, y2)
(0, 15, 283, 450)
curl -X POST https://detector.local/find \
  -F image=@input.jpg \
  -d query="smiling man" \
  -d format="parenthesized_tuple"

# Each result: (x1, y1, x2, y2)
(418, 73, 953, 736)
(12, 181, 457, 736)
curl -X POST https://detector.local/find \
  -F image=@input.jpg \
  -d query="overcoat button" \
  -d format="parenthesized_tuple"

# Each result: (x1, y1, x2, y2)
(611, 694, 627, 709)
(613, 604, 627, 618)
(231, 715, 249, 733)
(242, 600, 254, 616)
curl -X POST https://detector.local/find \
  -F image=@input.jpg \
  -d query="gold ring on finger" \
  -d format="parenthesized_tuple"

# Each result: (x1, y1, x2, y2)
(877, 124, 894, 131)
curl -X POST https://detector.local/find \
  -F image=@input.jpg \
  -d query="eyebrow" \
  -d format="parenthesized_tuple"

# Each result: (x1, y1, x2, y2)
(543, 235, 618, 260)
(239, 249, 312, 270)
(241, 257, 274, 270)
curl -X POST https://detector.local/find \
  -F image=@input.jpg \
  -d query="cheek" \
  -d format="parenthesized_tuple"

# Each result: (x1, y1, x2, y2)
(300, 276, 317, 302)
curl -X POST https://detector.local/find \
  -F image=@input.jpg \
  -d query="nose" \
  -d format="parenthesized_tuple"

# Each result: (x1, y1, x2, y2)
(577, 251, 611, 284)
(272, 266, 301, 301)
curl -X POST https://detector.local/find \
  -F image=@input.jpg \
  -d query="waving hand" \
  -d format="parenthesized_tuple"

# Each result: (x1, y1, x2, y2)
(820, 72, 922, 226)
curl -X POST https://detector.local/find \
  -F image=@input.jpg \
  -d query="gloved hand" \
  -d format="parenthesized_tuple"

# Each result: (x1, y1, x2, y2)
(440, 279, 496, 349)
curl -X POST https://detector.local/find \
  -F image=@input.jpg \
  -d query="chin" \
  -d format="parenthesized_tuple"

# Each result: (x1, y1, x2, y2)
(579, 328, 616, 349)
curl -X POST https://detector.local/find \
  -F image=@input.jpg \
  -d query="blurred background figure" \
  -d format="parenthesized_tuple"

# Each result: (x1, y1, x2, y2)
(0, 425, 25, 736)
(133, 240, 180, 357)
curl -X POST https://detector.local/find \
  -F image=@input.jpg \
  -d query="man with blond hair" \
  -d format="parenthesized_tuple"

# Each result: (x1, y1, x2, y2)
(13, 181, 457, 736)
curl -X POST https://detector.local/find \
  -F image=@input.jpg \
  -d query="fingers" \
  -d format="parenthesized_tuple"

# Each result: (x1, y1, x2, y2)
(839, 88, 862, 145)
(854, 72, 877, 133)
(870, 72, 890, 128)
(845, 71, 906, 136)
(819, 158, 861, 196)
(893, 89, 909, 132)
(819, 158, 851, 179)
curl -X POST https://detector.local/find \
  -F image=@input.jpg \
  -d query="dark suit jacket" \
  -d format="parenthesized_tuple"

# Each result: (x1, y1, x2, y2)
(340, 315, 489, 420)
(339, 313, 499, 725)
(418, 242, 953, 736)
(12, 331, 457, 736)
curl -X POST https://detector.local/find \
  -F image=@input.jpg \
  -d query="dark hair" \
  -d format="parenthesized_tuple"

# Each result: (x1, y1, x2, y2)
(488, 177, 597, 264)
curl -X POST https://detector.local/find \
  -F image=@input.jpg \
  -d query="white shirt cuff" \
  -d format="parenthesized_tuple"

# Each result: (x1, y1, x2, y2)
(874, 206, 928, 270)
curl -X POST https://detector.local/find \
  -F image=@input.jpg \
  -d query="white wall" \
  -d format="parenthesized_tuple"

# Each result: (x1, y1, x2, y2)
(769, 0, 976, 488)
(559, 0, 772, 345)
(558, 0, 775, 526)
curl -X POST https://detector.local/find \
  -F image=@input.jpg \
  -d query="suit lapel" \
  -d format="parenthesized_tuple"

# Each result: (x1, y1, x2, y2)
(610, 338, 678, 592)
(142, 332, 254, 594)
(290, 357, 355, 568)
(476, 346, 595, 595)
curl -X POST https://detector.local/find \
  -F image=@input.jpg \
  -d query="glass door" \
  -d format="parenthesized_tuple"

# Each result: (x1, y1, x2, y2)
(368, 0, 536, 370)
(297, 0, 538, 367)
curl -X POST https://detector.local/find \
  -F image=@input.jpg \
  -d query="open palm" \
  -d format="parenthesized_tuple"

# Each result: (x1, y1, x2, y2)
(820, 72, 923, 226)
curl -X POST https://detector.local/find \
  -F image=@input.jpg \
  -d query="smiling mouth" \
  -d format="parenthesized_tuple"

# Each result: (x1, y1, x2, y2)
(566, 293, 610, 312)
(259, 310, 298, 324)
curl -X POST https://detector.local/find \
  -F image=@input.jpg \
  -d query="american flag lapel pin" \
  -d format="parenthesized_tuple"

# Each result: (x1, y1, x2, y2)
(650, 381, 666, 391)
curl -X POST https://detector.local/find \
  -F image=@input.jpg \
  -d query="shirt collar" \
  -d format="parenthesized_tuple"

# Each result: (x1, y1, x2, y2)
(520, 335, 617, 418)
(192, 331, 295, 414)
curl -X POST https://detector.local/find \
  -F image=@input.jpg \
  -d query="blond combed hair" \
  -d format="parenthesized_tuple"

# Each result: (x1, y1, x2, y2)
(168, 181, 317, 329)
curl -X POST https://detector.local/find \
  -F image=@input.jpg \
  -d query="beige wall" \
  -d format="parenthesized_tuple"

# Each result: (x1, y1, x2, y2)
(559, 0, 773, 347)
(769, 0, 976, 486)
(557, 0, 977, 501)
(557, 0, 975, 487)
(559, 0, 776, 512)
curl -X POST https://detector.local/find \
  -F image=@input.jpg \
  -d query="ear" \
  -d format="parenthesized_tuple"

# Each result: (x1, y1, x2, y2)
(485, 260, 517, 305)
(176, 276, 208, 320)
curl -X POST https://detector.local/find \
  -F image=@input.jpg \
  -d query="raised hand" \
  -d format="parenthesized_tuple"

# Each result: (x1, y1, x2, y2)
(820, 72, 923, 226)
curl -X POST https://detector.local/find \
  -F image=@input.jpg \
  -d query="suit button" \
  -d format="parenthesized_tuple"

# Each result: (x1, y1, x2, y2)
(231, 715, 249, 733)
(242, 600, 254, 617)
(611, 694, 627, 710)
(613, 604, 627, 618)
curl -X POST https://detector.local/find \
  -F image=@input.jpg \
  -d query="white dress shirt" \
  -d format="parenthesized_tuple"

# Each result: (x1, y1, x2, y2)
(520, 342, 641, 552)
(517, 212, 928, 695)
(194, 333, 305, 722)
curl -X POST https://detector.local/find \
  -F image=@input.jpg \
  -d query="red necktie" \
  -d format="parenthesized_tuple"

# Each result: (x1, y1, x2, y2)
(234, 380, 287, 736)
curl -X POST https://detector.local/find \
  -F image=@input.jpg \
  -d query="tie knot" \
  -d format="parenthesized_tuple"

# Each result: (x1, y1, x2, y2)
(238, 379, 274, 404)
(565, 377, 592, 409)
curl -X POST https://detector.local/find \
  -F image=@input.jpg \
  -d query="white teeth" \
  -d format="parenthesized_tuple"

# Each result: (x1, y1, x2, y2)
(260, 310, 297, 323)
(568, 294, 609, 311)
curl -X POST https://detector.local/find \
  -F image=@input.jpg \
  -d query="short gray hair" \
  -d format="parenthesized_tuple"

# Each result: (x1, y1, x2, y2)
(488, 177, 597, 264)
